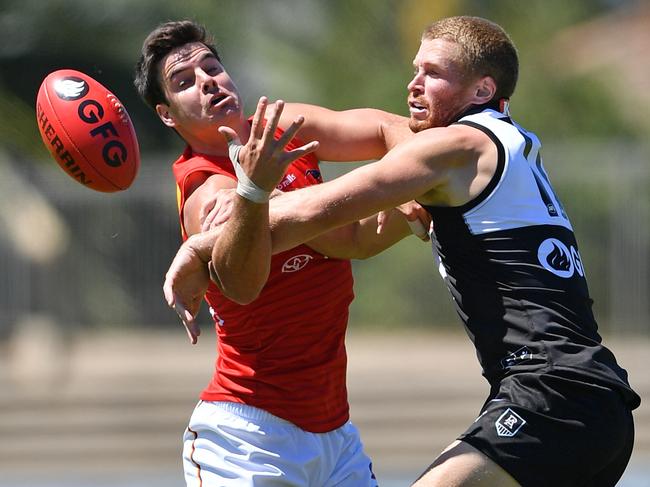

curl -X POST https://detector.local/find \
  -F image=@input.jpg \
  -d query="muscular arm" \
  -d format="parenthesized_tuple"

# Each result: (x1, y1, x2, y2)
(273, 103, 417, 257)
(266, 124, 493, 253)
(206, 125, 472, 278)
(182, 172, 273, 305)
(183, 173, 236, 236)
(209, 196, 271, 304)
(198, 104, 417, 261)
(280, 103, 413, 161)
(302, 210, 417, 260)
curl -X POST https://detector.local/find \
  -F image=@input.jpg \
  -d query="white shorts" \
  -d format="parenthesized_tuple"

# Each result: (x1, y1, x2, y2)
(182, 400, 378, 487)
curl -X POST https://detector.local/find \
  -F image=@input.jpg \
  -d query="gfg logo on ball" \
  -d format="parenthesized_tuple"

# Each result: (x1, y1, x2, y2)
(54, 77, 89, 101)
(78, 99, 128, 168)
(537, 238, 584, 278)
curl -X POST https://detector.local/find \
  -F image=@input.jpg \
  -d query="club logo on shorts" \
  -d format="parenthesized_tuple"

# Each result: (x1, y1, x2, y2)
(54, 77, 89, 101)
(500, 346, 533, 369)
(495, 408, 526, 437)
(282, 254, 313, 273)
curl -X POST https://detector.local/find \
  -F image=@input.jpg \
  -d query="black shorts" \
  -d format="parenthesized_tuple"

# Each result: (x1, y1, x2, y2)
(458, 372, 635, 487)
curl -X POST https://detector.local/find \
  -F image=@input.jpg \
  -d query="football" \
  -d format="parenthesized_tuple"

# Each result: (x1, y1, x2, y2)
(36, 69, 140, 192)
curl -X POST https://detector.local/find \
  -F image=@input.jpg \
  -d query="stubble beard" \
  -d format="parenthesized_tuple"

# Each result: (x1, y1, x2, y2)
(409, 100, 472, 133)
(408, 107, 445, 133)
(409, 117, 433, 133)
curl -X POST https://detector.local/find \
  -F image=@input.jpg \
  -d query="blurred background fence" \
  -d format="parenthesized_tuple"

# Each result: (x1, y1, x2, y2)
(0, 137, 648, 337)
(1, 0, 649, 486)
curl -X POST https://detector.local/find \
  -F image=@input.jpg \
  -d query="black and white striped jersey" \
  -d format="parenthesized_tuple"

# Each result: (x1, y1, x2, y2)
(424, 108, 639, 407)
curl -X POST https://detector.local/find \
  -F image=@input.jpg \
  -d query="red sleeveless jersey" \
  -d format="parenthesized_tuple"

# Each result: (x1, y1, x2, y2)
(172, 131, 354, 433)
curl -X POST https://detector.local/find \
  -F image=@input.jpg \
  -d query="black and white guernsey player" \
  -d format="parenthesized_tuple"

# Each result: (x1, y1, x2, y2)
(431, 104, 638, 400)
(423, 104, 640, 485)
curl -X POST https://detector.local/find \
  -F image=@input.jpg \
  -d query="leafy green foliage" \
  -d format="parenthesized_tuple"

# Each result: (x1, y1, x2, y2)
(0, 0, 646, 330)
(2, 0, 642, 159)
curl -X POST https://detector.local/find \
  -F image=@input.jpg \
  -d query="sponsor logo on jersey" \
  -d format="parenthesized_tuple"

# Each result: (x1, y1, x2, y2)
(282, 254, 313, 273)
(305, 168, 323, 183)
(495, 408, 526, 437)
(54, 77, 89, 100)
(500, 346, 533, 369)
(537, 238, 584, 278)
(570, 246, 585, 277)
(277, 172, 297, 190)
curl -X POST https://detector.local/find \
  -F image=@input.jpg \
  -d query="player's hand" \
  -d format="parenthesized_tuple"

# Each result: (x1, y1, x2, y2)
(200, 188, 236, 232)
(377, 201, 431, 241)
(163, 234, 212, 345)
(218, 96, 319, 193)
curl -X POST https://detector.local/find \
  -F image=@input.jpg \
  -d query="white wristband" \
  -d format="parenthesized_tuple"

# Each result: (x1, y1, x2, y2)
(407, 219, 429, 239)
(228, 143, 271, 204)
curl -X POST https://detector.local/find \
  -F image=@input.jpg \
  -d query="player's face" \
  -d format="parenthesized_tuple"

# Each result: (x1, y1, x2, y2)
(407, 38, 479, 132)
(156, 42, 244, 135)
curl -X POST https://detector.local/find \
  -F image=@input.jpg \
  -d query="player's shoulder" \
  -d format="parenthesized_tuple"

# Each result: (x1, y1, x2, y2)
(409, 123, 492, 155)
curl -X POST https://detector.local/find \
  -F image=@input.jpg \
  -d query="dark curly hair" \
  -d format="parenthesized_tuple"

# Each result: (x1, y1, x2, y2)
(134, 20, 221, 110)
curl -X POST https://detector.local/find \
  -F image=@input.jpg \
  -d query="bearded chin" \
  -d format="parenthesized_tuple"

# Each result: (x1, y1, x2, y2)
(409, 117, 434, 133)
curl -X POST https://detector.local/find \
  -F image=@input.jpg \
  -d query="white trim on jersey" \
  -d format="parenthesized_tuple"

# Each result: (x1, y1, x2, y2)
(458, 109, 573, 235)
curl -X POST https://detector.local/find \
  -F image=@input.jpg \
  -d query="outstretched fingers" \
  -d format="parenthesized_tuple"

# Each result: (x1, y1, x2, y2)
(162, 238, 211, 345)
(249, 96, 269, 141)
(275, 115, 320, 163)
(284, 139, 320, 163)
(163, 275, 201, 345)
(172, 295, 200, 345)
(224, 97, 320, 194)
(376, 210, 390, 234)
(262, 100, 284, 146)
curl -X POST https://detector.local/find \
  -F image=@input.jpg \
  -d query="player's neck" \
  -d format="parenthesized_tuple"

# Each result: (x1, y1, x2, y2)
(186, 121, 251, 158)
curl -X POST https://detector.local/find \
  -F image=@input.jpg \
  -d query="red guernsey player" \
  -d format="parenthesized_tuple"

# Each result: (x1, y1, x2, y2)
(135, 20, 426, 486)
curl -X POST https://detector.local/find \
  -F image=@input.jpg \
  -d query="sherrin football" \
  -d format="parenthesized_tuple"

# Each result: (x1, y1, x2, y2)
(36, 69, 140, 192)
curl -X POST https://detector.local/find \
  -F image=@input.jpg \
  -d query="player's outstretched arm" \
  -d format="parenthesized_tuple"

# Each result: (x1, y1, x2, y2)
(266, 124, 485, 252)
(201, 190, 429, 260)
(280, 103, 412, 162)
(209, 97, 319, 304)
(304, 202, 430, 259)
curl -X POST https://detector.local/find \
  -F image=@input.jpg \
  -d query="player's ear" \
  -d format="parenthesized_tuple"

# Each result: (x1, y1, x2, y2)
(473, 76, 497, 105)
(156, 103, 176, 128)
